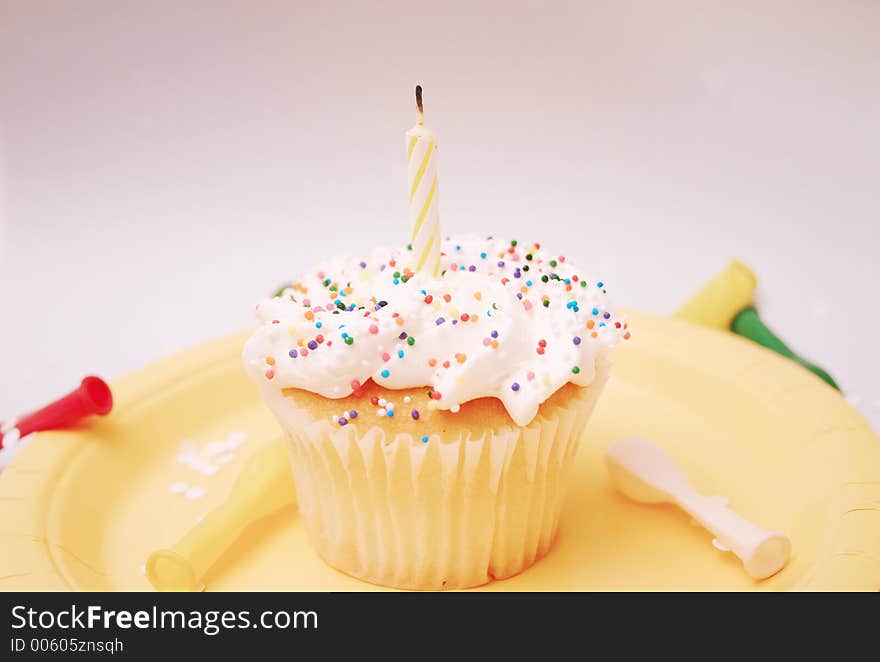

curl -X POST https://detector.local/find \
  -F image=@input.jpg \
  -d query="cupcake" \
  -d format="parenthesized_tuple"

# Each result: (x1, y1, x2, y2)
(243, 236, 627, 589)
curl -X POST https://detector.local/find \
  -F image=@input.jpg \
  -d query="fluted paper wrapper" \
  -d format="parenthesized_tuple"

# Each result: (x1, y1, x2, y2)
(260, 359, 610, 590)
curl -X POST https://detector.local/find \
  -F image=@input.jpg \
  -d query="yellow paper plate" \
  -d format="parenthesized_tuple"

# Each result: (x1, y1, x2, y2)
(2, 310, 879, 591)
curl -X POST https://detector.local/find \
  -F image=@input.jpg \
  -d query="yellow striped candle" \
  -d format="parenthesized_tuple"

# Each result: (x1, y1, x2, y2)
(405, 85, 441, 276)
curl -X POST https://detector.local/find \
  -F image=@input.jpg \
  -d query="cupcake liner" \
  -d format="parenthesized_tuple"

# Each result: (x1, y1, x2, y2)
(261, 356, 610, 590)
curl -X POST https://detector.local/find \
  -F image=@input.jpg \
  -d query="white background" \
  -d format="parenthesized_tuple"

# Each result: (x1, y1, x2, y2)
(1, 1, 878, 430)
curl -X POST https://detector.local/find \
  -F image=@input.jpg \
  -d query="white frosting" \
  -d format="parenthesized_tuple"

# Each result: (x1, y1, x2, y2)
(243, 236, 628, 426)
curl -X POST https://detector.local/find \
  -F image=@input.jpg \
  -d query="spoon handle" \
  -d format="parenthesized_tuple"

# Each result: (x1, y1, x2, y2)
(676, 489, 791, 580)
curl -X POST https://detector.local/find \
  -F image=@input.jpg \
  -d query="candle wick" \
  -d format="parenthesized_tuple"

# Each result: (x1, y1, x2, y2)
(415, 84, 424, 124)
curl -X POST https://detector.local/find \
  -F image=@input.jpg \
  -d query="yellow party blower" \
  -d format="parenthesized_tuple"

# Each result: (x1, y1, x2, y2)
(145, 442, 295, 591)
(675, 260, 757, 331)
(675, 261, 838, 390)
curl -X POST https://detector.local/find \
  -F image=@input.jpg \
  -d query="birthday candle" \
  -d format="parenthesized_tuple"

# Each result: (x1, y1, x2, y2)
(405, 85, 441, 276)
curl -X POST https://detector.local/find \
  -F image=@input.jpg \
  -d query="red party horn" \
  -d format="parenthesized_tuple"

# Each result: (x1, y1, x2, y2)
(0, 376, 113, 449)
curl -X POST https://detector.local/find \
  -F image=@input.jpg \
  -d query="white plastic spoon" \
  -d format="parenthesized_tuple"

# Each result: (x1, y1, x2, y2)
(605, 436, 791, 580)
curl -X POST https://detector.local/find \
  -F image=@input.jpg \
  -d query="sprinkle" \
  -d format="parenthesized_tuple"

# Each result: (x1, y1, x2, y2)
(597, 281, 604, 288)
(592, 307, 599, 316)
(468, 265, 476, 272)
(265, 369, 274, 379)
(338, 417, 348, 426)
(527, 371, 535, 380)
(308, 340, 318, 350)
(387, 410, 394, 418)
(397, 349, 405, 358)
(289, 349, 298, 358)
(573, 336, 582, 345)
(455, 353, 467, 364)
(349, 410, 358, 419)
(407, 336, 415, 346)
(424, 295, 433, 304)
(359, 261, 367, 268)
(443, 294, 452, 302)
(380, 369, 390, 378)
(428, 358, 437, 367)
(498, 261, 505, 267)
(344, 336, 354, 345)
(422, 436, 429, 443)
(369, 324, 379, 334)
(572, 366, 580, 374)
(511, 382, 520, 392)
(382, 352, 391, 362)
(411, 410, 420, 420)
(491, 330, 499, 338)
(435, 317, 446, 325)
